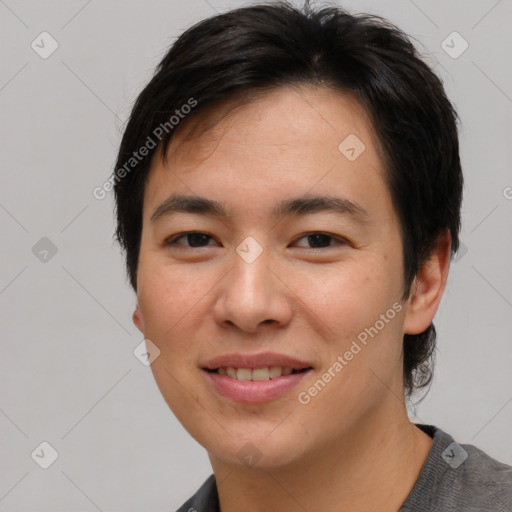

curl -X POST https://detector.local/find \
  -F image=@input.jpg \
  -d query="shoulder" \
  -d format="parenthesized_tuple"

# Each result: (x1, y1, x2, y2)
(174, 474, 218, 512)
(401, 424, 512, 512)
(453, 439, 512, 510)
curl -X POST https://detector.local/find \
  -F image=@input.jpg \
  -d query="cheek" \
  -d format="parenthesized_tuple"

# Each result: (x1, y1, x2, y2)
(294, 267, 405, 439)
(136, 262, 213, 425)
(292, 257, 405, 397)
(136, 260, 216, 355)
(292, 257, 400, 340)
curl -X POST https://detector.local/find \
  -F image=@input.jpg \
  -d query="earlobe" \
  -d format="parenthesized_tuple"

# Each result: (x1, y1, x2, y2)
(132, 304, 144, 332)
(403, 230, 452, 335)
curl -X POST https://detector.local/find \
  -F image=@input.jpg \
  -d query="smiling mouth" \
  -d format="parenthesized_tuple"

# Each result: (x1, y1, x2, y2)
(204, 366, 312, 381)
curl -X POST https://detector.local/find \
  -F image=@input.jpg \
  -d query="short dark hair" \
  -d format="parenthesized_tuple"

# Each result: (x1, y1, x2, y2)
(113, 1, 463, 398)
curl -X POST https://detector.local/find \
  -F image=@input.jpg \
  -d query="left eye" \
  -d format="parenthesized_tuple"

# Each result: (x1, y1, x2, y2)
(293, 233, 345, 248)
(166, 232, 345, 249)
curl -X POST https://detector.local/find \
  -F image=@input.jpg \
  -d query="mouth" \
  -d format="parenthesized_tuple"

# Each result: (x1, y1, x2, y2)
(204, 366, 312, 381)
(201, 352, 313, 403)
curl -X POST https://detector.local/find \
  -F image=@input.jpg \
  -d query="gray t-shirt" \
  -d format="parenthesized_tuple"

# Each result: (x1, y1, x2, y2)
(176, 424, 512, 511)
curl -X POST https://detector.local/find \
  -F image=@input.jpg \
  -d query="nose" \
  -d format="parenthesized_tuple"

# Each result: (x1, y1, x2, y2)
(213, 248, 294, 334)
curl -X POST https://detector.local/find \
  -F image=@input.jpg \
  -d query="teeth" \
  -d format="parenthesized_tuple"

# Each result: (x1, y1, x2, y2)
(218, 366, 296, 380)
(236, 368, 252, 381)
(252, 368, 269, 381)
(269, 366, 282, 379)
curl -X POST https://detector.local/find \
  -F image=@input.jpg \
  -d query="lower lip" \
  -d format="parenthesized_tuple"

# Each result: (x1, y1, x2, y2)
(204, 370, 311, 404)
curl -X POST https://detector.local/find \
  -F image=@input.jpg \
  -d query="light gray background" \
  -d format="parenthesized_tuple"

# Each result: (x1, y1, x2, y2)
(1, 0, 511, 510)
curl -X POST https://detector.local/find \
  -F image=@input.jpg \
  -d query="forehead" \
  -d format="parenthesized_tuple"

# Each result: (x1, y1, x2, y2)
(164, 85, 380, 163)
(144, 85, 389, 220)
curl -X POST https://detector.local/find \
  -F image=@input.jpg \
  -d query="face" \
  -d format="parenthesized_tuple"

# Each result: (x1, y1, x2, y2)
(134, 85, 412, 469)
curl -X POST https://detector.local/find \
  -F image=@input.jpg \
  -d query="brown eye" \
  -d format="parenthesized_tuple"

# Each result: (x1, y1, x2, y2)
(293, 233, 346, 249)
(168, 232, 216, 247)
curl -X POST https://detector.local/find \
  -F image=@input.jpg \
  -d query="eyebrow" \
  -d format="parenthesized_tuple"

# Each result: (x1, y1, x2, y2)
(150, 193, 370, 225)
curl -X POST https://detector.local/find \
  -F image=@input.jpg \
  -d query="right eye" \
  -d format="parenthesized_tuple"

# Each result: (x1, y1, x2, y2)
(165, 232, 219, 248)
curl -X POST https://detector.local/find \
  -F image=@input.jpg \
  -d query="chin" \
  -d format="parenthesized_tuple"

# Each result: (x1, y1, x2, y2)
(203, 428, 307, 470)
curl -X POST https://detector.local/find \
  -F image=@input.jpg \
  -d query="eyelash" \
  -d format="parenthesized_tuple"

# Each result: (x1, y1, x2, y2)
(164, 231, 348, 250)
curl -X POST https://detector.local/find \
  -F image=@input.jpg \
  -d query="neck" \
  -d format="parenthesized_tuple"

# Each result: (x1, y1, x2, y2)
(209, 401, 432, 512)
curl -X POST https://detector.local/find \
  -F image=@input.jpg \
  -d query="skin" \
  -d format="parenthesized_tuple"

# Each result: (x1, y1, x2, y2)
(132, 85, 451, 511)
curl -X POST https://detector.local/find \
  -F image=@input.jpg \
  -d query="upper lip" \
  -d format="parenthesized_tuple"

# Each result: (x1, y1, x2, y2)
(202, 351, 313, 370)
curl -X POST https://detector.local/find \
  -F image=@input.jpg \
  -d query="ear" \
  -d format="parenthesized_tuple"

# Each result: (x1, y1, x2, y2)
(403, 230, 452, 335)
(132, 304, 144, 333)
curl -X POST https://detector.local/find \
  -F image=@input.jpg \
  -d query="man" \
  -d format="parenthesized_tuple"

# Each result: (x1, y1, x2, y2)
(112, 2, 512, 510)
